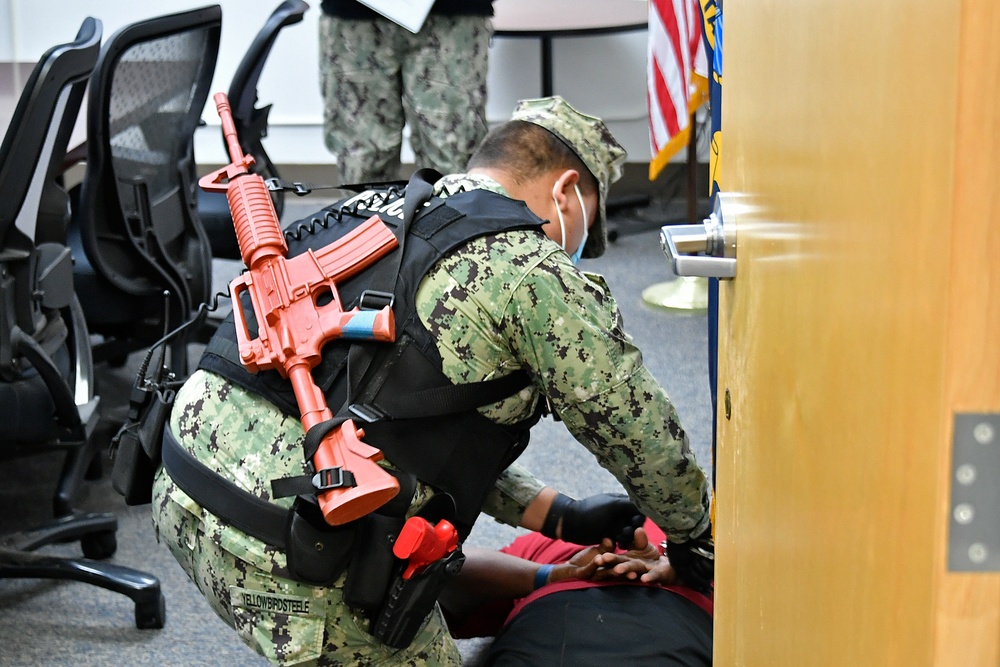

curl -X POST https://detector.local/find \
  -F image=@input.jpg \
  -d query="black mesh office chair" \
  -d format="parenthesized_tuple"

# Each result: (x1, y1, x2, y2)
(69, 5, 222, 374)
(0, 17, 165, 630)
(199, 0, 310, 259)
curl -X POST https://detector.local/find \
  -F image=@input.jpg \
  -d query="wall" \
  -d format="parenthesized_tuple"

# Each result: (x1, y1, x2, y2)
(0, 1, 12, 60)
(1, 0, 694, 172)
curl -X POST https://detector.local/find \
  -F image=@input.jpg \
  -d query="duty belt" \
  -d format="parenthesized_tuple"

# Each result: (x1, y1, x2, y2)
(160, 425, 413, 549)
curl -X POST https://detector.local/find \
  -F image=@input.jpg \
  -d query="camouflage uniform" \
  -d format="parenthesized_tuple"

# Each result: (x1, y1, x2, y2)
(152, 98, 712, 665)
(318, 13, 492, 183)
(152, 375, 458, 666)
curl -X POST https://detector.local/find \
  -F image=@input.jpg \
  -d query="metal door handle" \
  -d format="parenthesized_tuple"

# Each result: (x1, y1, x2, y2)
(660, 194, 737, 279)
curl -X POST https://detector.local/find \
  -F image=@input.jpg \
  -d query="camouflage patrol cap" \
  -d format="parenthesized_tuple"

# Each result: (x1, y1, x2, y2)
(511, 96, 627, 258)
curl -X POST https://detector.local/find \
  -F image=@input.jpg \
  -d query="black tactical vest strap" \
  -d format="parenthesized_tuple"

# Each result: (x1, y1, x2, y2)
(269, 418, 355, 500)
(341, 169, 440, 410)
(353, 370, 531, 421)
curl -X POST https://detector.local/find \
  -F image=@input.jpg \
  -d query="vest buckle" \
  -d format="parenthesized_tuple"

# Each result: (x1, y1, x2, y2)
(312, 467, 357, 491)
(349, 403, 386, 423)
(358, 290, 395, 311)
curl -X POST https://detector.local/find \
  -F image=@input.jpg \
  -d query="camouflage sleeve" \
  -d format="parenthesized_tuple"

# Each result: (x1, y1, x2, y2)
(500, 253, 712, 542)
(479, 462, 547, 527)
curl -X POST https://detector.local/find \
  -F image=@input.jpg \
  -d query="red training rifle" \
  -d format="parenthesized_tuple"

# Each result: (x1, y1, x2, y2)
(199, 92, 400, 525)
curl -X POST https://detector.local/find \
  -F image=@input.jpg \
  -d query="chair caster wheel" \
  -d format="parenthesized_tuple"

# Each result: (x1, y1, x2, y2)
(135, 593, 167, 629)
(81, 530, 117, 560)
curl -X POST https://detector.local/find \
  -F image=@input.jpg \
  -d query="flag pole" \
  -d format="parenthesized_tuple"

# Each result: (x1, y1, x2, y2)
(643, 110, 710, 312)
(686, 109, 699, 224)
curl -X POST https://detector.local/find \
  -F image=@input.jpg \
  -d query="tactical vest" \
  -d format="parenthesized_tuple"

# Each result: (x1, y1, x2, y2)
(199, 184, 547, 536)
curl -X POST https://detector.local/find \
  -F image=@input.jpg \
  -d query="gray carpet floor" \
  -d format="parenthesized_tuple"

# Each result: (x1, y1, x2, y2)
(0, 200, 713, 666)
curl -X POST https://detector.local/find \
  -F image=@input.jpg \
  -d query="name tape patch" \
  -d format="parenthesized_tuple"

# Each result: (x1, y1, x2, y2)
(230, 586, 317, 617)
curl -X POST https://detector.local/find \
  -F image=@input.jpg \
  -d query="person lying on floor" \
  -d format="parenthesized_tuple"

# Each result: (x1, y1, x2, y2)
(440, 519, 713, 666)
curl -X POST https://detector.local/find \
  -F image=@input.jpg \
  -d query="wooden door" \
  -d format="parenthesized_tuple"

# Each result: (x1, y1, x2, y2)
(714, 1, 1000, 664)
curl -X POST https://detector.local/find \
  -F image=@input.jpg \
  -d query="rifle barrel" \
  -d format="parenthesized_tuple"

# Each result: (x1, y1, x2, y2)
(214, 92, 244, 164)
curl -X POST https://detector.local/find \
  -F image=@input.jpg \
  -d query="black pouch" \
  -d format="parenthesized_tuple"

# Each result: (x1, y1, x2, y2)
(285, 496, 358, 585)
(343, 512, 406, 613)
(110, 385, 175, 505)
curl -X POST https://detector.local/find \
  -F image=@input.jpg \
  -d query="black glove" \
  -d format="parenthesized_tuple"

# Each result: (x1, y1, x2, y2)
(665, 525, 715, 594)
(541, 492, 644, 548)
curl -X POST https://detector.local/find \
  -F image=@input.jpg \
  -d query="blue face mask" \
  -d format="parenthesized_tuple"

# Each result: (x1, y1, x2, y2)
(553, 184, 589, 265)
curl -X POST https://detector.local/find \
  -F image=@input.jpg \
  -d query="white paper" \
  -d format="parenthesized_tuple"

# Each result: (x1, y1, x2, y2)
(357, 0, 435, 33)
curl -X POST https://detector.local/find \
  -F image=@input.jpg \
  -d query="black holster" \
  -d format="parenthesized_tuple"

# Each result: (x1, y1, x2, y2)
(367, 493, 465, 648)
(371, 548, 466, 649)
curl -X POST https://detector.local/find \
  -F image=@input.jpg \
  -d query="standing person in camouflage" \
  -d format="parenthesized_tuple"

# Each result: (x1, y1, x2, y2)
(151, 96, 713, 666)
(318, 0, 494, 184)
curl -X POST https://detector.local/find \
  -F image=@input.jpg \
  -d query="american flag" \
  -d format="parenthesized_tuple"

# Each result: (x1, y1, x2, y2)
(648, 0, 709, 180)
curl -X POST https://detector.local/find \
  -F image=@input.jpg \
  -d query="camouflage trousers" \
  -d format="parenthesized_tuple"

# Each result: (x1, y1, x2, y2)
(318, 13, 492, 184)
(151, 471, 460, 666)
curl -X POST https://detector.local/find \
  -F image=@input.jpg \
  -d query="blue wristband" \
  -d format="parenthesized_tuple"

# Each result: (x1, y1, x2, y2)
(534, 564, 554, 590)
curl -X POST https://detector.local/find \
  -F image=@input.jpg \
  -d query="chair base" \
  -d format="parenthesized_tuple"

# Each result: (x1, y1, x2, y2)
(0, 512, 166, 629)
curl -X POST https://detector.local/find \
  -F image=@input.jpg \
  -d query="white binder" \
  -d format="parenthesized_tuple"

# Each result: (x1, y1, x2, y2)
(357, 0, 435, 33)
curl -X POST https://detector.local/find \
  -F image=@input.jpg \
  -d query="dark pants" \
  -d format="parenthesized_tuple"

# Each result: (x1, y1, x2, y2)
(483, 585, 713, 666)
